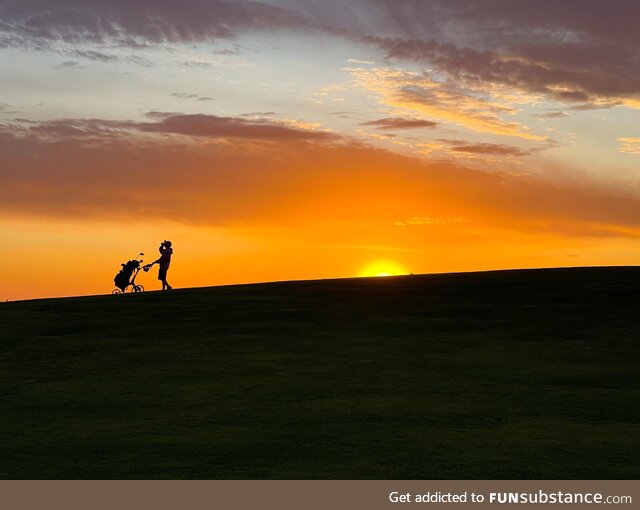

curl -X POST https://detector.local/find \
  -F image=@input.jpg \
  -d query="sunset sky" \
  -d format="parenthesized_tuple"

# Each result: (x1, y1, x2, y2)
(1, 0, 640, 300)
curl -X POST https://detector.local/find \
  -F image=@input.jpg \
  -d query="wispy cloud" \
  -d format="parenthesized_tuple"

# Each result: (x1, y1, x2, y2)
(413, 139, 533, 161)
(133, 113, 335, 141)
(360, 117, 437, 130)
(348, 67, 546, 141)
(4, 113, 336, 143)
(447, 142, 530, 157)
(347, 58, 375, 65)
(0, 0, 306, 48)
(180, 60, 218, 69)
(619, 138, 640, 155)
(535, 111, 570, 119)
(170, 92, 214, 102)
(0, 102, 18, 114)
(69, 49, 119, 62)
(55, 60, 81, 69)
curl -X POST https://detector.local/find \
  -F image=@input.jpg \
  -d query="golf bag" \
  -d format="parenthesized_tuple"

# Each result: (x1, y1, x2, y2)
(114, 259, 142, 291)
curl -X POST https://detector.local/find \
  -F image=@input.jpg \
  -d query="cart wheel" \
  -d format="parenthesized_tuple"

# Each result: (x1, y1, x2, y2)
(133, 285, 144, 293)
(112, 288, 122, 295)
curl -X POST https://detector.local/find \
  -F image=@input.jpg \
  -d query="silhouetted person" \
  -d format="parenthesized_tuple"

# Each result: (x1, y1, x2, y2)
(145, 240, 173, 291)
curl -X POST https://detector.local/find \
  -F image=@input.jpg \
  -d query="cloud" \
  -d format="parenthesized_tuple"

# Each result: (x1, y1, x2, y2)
(8, 118, 126, 138)
(369, 36, 636, 107)
(535, 111, 570, 119)
(350, 1, 640, 107)
(0, 0, 306, 48)
(357, 129, 395, 141)
(171, 93, 199, 100)
(180, 60, 218, 69)
(239, 111, 278, 117)
(413, 139, 533, 160)
(126, 54, 153, 67)
(56, 60, 81, 69)
(263, 1, 640, 106)
(619, 138, 640, 155)
(566, 100, 625, 112)
(3, 0, 638, 110)
(447, 143, 530, 157)
(1, 115, 640, 240)
(69, 49, 119, 62)
(170, 92, 214, 102)
(0, 102, 18, 114)
(347, 67, 546, 141)
(6, 113, 335, 142)
(360, 117, 437, 130)
(130, 113, 335, 141)
(213, 48, 237, 56)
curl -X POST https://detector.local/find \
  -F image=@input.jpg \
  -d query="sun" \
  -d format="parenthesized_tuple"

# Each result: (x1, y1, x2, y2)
(358, 260, 407, 278)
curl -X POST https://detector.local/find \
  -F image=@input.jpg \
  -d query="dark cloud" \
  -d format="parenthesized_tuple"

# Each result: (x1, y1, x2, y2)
(358, 0, 640, 54)
(368, 35, 640, 104)
(430, 0, 640, 47)
(266, 2, 640, 106)
(354, 0, 640, 104)
(360, 117, 438, 130)
(0, 0, 306, 47)
(2, 0, 639, 106)
(131, 113, 335, 141)
(5, 113, 336, 142)
(447, 142, 530, 157)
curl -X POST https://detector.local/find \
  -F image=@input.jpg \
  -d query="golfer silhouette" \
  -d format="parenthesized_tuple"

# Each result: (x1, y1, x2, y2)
(145, 240, 173, 291)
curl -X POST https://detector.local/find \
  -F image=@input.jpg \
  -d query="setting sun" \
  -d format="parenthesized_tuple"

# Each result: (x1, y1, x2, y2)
(359, 261, 408, 278)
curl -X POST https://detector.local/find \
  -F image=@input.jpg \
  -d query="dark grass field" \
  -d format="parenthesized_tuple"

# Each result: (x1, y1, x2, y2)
(1, 267, 639, 479)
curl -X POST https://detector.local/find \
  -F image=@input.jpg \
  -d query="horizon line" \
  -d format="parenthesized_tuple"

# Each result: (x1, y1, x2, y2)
(3, 264, 638, 304)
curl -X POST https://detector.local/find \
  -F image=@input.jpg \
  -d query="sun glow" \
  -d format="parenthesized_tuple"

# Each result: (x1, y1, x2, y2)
(359, 260, 407, 278)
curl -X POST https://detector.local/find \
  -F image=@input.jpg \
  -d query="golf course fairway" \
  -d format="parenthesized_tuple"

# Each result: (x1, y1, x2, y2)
(1, 267, 638, 479)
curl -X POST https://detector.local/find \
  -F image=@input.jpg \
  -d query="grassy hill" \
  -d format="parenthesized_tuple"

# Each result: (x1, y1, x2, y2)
(1, 267, 639, 479)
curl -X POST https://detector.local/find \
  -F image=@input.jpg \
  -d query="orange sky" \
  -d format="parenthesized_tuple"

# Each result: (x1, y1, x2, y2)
(2, 139, 640, 300)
